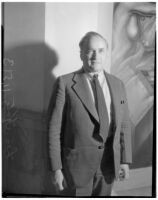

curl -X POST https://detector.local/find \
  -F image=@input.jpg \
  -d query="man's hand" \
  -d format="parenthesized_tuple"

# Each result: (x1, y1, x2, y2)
(51, 169, 67, 192)
(118, 164, 129, 181)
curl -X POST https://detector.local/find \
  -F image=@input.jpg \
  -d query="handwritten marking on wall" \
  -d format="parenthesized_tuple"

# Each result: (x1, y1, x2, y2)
(3, 57, 18, 160)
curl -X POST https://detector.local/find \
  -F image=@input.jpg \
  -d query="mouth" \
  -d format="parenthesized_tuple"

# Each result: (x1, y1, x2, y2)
(91, 61, 100, 64)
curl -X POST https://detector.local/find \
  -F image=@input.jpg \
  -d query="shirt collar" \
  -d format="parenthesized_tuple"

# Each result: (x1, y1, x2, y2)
(82, 66, 105, 80)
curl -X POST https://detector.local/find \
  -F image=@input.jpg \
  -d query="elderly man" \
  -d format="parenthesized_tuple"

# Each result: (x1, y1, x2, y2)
(49, 32, 132, 196)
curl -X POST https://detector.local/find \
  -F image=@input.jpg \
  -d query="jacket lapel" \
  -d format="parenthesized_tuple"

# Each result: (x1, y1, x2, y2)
(72, 70, 99, 122)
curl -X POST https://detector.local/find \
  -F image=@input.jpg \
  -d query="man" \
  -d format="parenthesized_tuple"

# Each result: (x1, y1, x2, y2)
(49, 32, 132, 196)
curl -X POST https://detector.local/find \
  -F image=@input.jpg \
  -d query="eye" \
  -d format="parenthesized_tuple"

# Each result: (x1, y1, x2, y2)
(130, 10, 155, 28)
(99, 48, 105, 53)
(140, 16, 145, 21)
(86, 50, 93, 55)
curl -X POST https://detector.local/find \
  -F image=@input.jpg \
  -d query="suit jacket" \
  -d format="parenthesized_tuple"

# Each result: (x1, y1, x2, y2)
(49, 68, 132, 188)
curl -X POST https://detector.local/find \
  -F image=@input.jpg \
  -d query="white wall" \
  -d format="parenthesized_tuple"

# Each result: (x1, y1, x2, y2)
(45, 3, 114, 77)
(97, 3, 114, 72)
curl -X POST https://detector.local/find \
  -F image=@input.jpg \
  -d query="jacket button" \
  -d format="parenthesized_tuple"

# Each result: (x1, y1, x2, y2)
(98, 145, 104, 149)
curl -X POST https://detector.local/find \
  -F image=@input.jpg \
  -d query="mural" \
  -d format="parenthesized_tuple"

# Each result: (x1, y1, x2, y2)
(111, 2, 156, 168)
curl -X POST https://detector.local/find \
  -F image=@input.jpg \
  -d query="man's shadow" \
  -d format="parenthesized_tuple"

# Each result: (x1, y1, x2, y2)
(3, 43, 58, 195)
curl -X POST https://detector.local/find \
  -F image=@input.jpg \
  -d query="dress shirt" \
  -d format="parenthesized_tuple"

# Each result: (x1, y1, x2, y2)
(83, 68, 111, 123)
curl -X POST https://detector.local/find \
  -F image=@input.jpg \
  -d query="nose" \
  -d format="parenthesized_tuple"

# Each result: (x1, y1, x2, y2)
(92, 51, 99, 59)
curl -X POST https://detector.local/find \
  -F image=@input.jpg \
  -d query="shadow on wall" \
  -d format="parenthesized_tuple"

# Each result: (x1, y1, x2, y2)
(3, 43, 58, 195)
(4, 42, 58, 112)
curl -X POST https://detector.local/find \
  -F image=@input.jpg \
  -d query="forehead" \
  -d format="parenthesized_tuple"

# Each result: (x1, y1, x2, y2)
(86, 36, 107, 49)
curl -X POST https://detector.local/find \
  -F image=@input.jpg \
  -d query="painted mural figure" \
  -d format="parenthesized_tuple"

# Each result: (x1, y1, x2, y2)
(112, 2, 155, 167)
(49, 32, 132, 196)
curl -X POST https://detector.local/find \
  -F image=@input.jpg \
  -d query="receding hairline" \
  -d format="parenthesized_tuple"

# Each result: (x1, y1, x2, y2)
(79, 32, 108, 51)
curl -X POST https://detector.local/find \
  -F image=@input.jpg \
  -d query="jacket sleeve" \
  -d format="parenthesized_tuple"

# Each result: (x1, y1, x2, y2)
(48, 76, 66, 171)
(120, 81, 132, 164)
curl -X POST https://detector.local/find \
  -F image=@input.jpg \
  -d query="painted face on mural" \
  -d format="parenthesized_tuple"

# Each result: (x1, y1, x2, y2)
(112, 2, 155, 126)
(81, 36, 107, 72)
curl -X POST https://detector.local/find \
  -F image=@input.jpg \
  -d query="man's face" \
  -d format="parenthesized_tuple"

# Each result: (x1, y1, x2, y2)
(81, 36, 107, 72)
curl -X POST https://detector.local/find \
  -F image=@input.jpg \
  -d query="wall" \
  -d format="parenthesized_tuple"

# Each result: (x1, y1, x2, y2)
(4, 3, 45, 50)
(3, 2, 47, 195)
(97, 3, 113, 72)
(4, 2, 46, 112)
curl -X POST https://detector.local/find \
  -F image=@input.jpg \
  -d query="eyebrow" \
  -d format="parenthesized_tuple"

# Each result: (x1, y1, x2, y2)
(86, 48, 105, 52)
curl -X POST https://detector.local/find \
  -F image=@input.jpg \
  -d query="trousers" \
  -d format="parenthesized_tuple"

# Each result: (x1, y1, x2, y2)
(59, 165, 115, 197)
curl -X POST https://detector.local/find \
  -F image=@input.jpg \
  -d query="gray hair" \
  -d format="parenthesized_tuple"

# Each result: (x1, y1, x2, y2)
(79, 31, 108, 51)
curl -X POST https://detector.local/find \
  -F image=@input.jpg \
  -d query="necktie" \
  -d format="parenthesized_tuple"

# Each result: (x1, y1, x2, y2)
(93, 74, 109, 140)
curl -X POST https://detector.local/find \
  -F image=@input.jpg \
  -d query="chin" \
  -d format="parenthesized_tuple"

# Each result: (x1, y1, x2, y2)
(91, 65, 102, 72)
(84, 64, 103, 72)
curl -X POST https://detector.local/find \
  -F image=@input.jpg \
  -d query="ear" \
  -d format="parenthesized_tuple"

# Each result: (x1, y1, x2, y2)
(80, 51, 84, 61)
